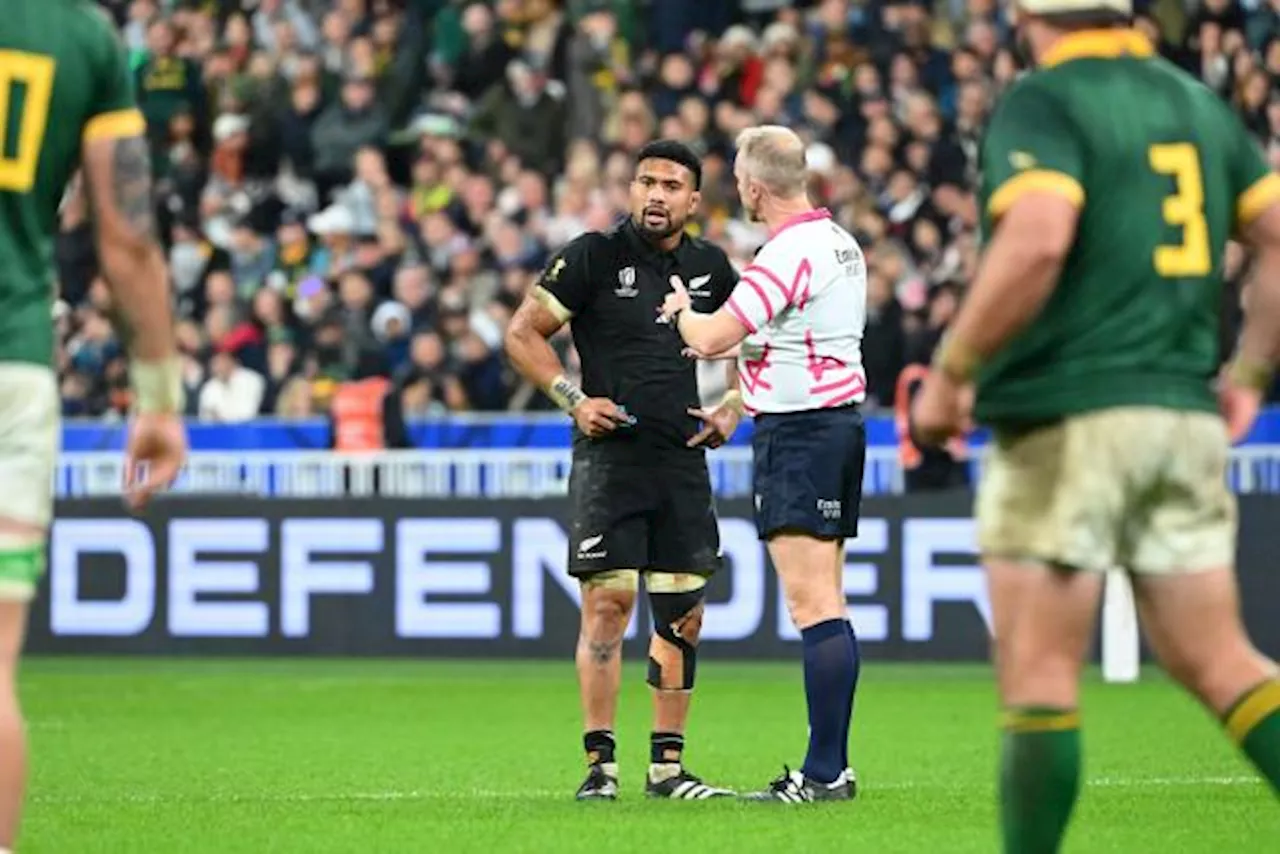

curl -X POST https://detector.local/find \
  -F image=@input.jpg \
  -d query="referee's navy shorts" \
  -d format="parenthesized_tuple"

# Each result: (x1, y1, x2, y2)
(752, 405, 866, 540)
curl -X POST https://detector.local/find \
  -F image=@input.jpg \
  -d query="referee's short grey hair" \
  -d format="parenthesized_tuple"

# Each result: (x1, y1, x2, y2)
(735, 126, 808, 199)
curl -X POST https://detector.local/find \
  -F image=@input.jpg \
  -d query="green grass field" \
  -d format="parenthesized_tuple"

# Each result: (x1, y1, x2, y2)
(13, 658, 1277, 853)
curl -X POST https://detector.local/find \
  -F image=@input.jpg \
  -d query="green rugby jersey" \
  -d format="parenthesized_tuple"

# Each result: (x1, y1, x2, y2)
(974, 28, 1280, 425)
(0, 0, 144, 366)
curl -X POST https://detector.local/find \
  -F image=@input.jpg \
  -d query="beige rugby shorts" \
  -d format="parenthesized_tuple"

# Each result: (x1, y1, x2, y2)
(0, 363, 59, 529)
(976, 406, 1235, 575)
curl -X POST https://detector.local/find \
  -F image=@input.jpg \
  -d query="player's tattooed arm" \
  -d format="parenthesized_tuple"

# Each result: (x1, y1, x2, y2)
(109, 136, 159, 241)
(81, 132, 177, 365)
(98, 139, 156, 354)
(504, 291, 583, 412)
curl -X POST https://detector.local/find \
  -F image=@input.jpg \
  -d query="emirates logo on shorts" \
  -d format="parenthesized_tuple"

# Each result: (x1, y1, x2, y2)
(817, 499, 841, 520)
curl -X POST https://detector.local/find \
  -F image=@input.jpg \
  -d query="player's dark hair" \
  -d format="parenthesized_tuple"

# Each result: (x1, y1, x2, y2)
(635, 140, 703, 190)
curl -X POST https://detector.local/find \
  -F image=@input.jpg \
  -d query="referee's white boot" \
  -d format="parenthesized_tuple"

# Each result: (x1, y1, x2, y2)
(741, 766, 857, 803)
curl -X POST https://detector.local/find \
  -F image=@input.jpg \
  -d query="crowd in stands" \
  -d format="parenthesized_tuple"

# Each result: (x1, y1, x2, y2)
(56, 0, 1280, 424)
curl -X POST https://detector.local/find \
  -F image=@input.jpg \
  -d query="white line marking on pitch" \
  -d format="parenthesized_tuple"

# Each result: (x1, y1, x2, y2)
(29, 776, 1262, 806)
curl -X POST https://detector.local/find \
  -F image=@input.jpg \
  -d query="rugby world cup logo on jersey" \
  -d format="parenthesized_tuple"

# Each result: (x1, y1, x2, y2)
(615, 267, 638, 298)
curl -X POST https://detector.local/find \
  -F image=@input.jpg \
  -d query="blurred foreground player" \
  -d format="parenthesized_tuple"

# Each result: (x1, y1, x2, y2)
(661, 126, 868, 803)
(912, 2, 1280, 850)
(505, 141, 741, 801)
(0, 4, 188, 847)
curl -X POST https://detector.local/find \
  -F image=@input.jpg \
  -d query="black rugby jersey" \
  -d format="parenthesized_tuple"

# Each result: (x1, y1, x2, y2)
(536, 219, 738, 453)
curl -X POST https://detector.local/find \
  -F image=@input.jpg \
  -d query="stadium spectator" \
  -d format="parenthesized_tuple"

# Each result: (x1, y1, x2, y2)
(56, 0, 1280, 421)
(198, 346, 267, 422)
(311, 74, 390, 199)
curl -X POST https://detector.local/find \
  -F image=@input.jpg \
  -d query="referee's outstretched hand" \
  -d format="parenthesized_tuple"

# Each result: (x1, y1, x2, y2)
(659, 275, 692, 324)
(573, 397, 633, 438)
(686, 404, 740, 449)
(682, 344, 740, 361)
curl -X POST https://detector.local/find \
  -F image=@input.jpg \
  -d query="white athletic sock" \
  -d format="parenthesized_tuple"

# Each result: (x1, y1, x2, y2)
(649, 761, 682, 782)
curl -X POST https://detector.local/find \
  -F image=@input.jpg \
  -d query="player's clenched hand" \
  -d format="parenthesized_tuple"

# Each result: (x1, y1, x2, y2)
(687, 402, 740, 449)
(910, 373, 973, 447)
(573, 398, 632, 438)
(1217, 368, 1263, 444)
(122, 412, 188, 512)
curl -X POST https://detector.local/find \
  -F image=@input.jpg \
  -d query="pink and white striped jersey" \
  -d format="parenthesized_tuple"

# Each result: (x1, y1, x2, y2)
(725, 209, 868, 415)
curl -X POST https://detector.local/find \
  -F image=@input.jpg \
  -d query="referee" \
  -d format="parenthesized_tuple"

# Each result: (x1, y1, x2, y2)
(505, 140, 742, 801)
(660, 127, 868, 803)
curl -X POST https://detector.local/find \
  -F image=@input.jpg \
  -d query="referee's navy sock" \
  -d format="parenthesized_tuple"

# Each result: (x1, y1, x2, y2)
(800, 618, 857, 785)
(840, 619, 861, 770)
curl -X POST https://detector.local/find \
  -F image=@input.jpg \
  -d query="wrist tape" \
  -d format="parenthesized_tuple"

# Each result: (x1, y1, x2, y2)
(932, 334, 981, 383)
(1228, 357, 1274, 392)
(131, 357, 184, 414)
(546, 373, 587, 413)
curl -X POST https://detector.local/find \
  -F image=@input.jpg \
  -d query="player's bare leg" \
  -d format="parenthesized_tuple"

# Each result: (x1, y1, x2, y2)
(574, 575, 636, 800)
(0, 519, 44, 850)
(1133, 568, 1280, 794)
(642, 573, 732, 799)
(577, 582, 634, 731)
(987, 558, 1103, 854)
(0, 601, 28, 852)
(745, 532, 860, 802)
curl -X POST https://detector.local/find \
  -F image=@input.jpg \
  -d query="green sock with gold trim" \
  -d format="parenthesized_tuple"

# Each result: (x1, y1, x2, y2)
(999, 707, 1081, 854)
(1223, 679, 1280, 793)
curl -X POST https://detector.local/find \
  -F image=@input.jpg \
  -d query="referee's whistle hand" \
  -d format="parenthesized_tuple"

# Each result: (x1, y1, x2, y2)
(659, 275, 692, 324)
(573, 398, 632, 438)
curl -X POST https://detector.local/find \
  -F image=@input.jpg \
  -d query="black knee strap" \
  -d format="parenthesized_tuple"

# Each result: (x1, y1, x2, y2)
(646, 589, 704, 690)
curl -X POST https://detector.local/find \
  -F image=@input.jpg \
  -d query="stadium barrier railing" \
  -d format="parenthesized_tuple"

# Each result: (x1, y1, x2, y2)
(57, 405, 1280, 452)
(53, 444, 1280, 499)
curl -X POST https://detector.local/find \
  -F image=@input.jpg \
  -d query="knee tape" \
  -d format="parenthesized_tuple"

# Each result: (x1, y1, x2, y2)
(646, 579, 706, 691)
(581, 569, 640, 592)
